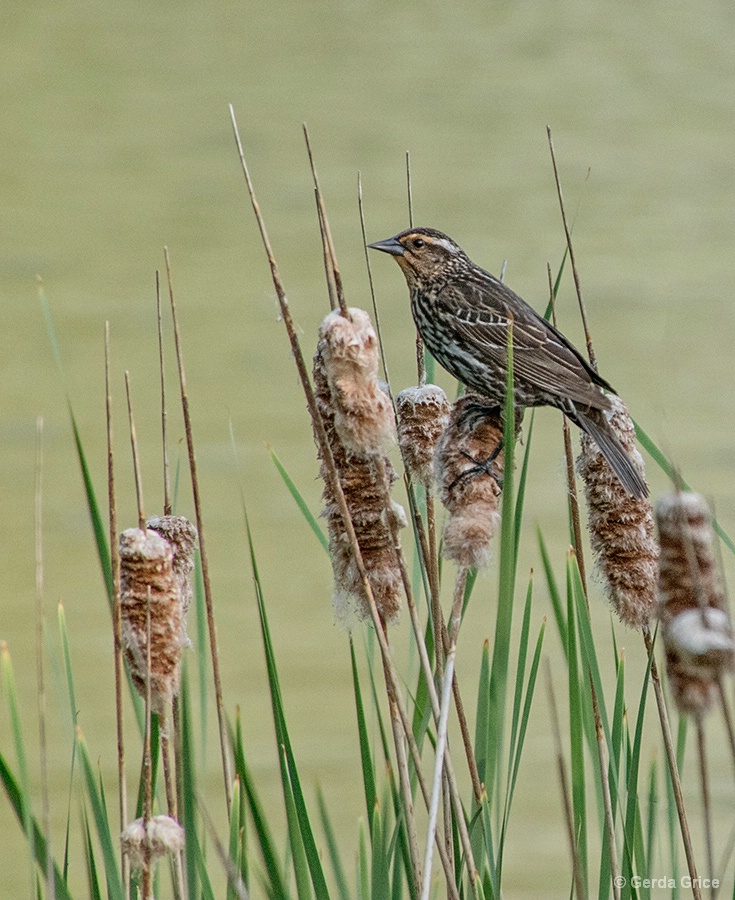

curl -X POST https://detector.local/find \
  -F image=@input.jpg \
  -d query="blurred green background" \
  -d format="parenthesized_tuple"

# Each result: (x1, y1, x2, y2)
(2, 0, 735, 895)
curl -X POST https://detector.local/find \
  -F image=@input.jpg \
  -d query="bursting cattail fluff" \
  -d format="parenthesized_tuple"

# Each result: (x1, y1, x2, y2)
(435, 393, 509, 569)
(315, 309, 404, 628)
(318, 308, 394, 456)
(121, 815, 185, 872)
(120, 527, 183, 715)
(576, 395, 658, 629)
(396, 384, 451, 486)
(656, 491, 734, 717)
(147, 514, 198, 643)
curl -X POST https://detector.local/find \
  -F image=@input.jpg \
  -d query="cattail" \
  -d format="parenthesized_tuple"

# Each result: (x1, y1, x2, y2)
(435, 393, 510, 569)
(314, 310, 404, 629)
(395, 384, 451, 486)
(121, 815, 185, 872)
(120, 527, 183, 715)
(317, 308, 394, 456)
(576, 395, 658, 629)
(656, 491, 734, 717)
(147, 514, 198, 622)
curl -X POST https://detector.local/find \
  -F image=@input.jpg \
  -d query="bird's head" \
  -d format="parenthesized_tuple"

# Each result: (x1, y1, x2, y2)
(368, 227, 467, 288)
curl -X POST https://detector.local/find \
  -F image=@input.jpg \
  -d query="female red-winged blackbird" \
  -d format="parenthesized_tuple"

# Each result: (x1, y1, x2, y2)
(369, 227, 647, 498)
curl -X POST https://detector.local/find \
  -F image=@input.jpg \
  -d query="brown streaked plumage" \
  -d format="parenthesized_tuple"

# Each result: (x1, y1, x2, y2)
(369, 226, 647, 498)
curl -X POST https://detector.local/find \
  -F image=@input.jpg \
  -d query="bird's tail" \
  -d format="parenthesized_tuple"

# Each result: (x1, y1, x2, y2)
(573, 407, 648, 499)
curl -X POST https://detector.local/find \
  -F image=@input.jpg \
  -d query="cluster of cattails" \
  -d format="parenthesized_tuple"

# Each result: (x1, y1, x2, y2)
(434, 393, 511, 570)
(314, 308, 404, 628)
(656, 491, 734, 718)
(576, 395, 658, 629)
(119, 517, 197, 717)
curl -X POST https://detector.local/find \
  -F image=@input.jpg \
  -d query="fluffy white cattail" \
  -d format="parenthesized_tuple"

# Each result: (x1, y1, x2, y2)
(577, 395, 658, 629)
(121, 815, 185, 872)
(435, 393, 509, 569)
(396, 384, 451, 486)
(656, 491, 734, 717)
(318, 308, 394, 456)
(314, 310, 404, 629)
(120, 527, 183, 715)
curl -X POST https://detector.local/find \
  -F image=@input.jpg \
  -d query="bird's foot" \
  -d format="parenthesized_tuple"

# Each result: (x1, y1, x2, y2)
(448, 445, 504, 492)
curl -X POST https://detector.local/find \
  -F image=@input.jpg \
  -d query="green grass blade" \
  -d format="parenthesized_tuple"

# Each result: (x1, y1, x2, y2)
(317, 786, 351, 900)
(0, 749, 74, 900)
(76, 730, 123, 900)
(565, 557, 588, 890)
(350, 637, 377, 834)
(358, 820, 370, 900)
(179, 666, 200, 900)
(81, 803, 104, 900)
(512, 409, 535, 579)
(371, 799, 390, 900)
(270, 447, 328, 552)
(537, 527, 568, 663)
(484, 324, 518, 808)
(245, 512, 329, 900)
(231, 711, 289, 899)
(280, 746, 314, 900)
(227, 776, 243, 900)
(474, 638, 491, 803)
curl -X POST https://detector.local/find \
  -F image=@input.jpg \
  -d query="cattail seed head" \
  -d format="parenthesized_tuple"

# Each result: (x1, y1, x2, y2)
(656, 490, 734, 717)
(121, 815, 185, 871)
(318, 308, 394, 456)
(435, 393, 510, 569)
(577, 395, 658, 629)
(396, 384, 451, 486)
(314, 324, 404, 629)
(120, 527, 183, 715)
(146, 515, 198, 643)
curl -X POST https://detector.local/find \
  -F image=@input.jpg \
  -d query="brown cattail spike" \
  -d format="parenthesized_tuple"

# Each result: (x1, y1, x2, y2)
(314, 321, 404, 629)
(656, 491, 735, 718)
(146, 515, 198, 623)
(396, 384, 451, 487)
(120, 527, 183, 716)
(318, 308, 394, 456)
(576, 395, 657, 629)
(435, 393, 514, 569)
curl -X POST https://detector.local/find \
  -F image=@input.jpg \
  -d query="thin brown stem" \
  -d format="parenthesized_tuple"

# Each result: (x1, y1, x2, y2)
(156, 272, 172, 516)
(644, 625, 702, 899)
(164, 247, 233, 813)
(303, 123, 347, 316)
(161, 730, 186, 900)
(357, 172, 390, 383)
(696, 722, 715, 898)
(142, 590, 153, 900)
(716, 679, 735, 780)
(314, 190, 338, 312)
(105, 325, 129, 894)
(546, 126, 596, 370)
(124, 371, 146, 531)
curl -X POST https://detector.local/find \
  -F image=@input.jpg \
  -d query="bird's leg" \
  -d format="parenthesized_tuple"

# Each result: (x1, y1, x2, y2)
(448, 444, 504, 492)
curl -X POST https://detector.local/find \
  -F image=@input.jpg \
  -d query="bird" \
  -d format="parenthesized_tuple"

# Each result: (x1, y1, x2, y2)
(368, 226, 647, 498)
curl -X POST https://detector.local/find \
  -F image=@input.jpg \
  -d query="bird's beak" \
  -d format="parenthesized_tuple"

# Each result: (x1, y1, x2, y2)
(368, 235, 405, 257)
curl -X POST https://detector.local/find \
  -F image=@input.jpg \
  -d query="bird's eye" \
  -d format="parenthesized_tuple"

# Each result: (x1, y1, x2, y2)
(412, 238, 425, 249)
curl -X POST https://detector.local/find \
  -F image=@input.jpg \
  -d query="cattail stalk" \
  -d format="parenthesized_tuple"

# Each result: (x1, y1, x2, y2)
(164, 247, 232, 812)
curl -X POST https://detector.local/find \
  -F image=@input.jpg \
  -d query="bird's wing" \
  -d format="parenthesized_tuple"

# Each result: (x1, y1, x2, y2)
(435, 275, 612, 410)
